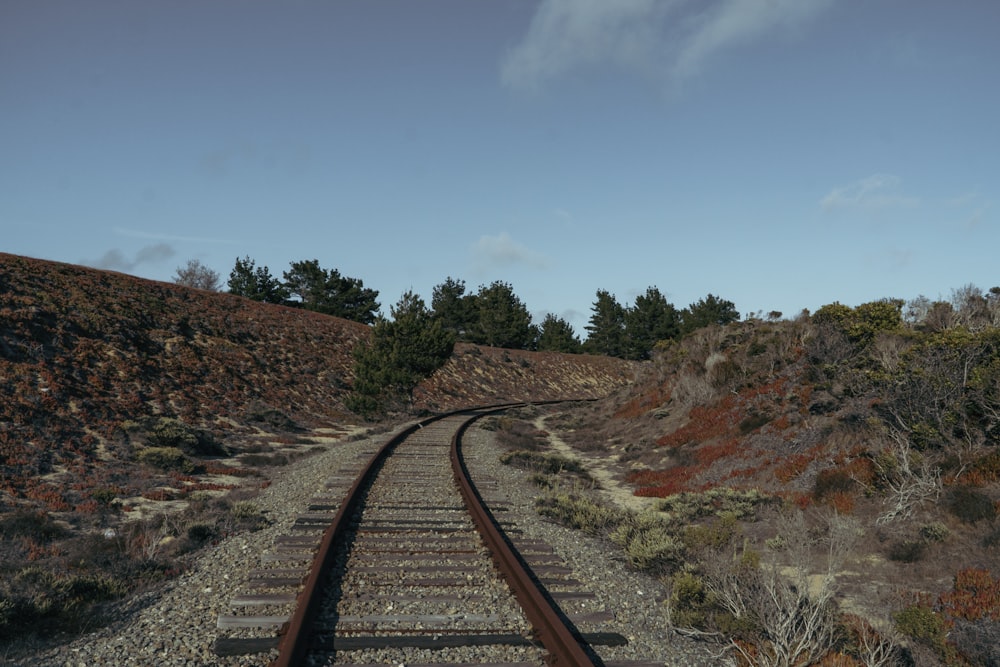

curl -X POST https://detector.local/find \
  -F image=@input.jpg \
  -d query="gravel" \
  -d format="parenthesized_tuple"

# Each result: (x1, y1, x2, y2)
(25, 416, 729, 667)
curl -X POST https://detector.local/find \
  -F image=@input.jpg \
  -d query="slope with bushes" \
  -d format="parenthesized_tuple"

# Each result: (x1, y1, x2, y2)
(0, 253, 637, 649)
(522, 295, 1000, 665)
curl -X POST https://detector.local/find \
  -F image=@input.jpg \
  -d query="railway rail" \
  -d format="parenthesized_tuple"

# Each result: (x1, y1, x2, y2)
(213, 405, 660, 666)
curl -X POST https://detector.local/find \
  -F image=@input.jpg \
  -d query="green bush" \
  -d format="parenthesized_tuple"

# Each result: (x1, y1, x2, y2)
(609, 512, 683, 571)
(0, 510, 68, 541)
(534, 490, 626, 536)
(659, 488, 773, 523)
(813, 468, 855, 500)
(919, 521, 950, 542)
(0, 568, 129, 640)
(147, 417, 226, 456)
(668, 570, 708, 627)
(136, 446, 194, 472)
(146, 418, 198, 450)
(682, 514, 739, 552)
(500, 450, 588, 477)
(894, 604, 953, 661)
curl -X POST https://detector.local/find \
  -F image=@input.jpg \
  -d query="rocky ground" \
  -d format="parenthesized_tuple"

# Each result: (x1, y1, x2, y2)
(21, 417, 726, 667)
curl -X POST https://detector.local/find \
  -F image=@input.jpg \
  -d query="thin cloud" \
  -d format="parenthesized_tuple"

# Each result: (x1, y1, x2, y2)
(472, 233, 548, 271)
(821, 174, 920, 211)
(671, 0, 834, 80)
(501, 0, 833, 90)
(85, 244, 176, 272)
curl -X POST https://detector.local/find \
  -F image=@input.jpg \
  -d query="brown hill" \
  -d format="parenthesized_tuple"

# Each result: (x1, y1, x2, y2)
(0, 252, 636, 513)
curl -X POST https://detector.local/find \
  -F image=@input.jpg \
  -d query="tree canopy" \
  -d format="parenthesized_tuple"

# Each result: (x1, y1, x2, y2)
(431, 277, 477, 339)
(283, 259, 380, 324)
(346, 291, 455, 417)
(625, 287, 680, 360)
(681, 294, 740, 335)
(227, 256, 289, 304)
(469, 280, 536, 349)
(537, 313, 582, 353)
(584, 290, 627, 357)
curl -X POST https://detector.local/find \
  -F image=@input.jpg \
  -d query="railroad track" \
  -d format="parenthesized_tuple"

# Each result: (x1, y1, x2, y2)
(214, 406, 661, 666)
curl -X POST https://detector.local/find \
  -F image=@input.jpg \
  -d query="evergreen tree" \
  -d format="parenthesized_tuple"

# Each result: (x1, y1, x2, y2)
(469, 281, 534, 349)
(347, 291, 455, 417)
(537, 313, 582, 353)
(625, 286, 680, 360)
(681, 293, 739, 334)
(584, 289, 626, 357)
(227, 256, 289, 304)
(282, 259, 380, 324)
(431, 276, 477, 340)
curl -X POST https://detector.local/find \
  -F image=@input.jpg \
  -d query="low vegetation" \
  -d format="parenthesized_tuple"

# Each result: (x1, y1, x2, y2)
(496, 286, 1000, 666)
(0, 253, 635, 655)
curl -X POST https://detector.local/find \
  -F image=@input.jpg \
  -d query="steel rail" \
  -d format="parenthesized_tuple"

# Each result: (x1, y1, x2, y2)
(269, 412, 450, 667)
(451, 409, 599, 667)
(271, 400, 596, 667)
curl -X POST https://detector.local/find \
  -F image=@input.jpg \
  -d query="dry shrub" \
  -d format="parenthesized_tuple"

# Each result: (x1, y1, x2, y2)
(945, 486, 997, 523)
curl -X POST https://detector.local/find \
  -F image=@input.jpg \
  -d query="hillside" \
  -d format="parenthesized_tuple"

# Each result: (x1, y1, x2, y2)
(519, 309, 1000, 665)
(0, 253, 636, 510)
(4, 252, 999, 664)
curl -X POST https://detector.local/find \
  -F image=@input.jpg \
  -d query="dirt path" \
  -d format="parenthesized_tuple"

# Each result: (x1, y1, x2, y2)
(534, 415, 658, 513)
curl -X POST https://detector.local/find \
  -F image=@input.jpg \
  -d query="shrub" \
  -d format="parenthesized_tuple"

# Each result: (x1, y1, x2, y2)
(0, 568, 129, 640)
(658, 488, 774, 522)
(495, 419, 547, 451)
(146, 417, 198, 450)
(136, 447, 194, 473)
(813, 468, 855, 500)
(245, 404, 299, 431)
(230, 500, 260, 520)
(0, 510, 68, 542)
(946, 486, 997, 523)
(668, 570, 709, 628)
(185, 523, 216, 544)
(147, 417, 226, 456)
(534, 489, 626, 536)
(500, 450, 589, 477)
(894, 604, 947, 647)
(919, 521, 950, 543)
(887, 539, 925, 563)
(609, 512, 684, 572)
(681, 514, 739, 552)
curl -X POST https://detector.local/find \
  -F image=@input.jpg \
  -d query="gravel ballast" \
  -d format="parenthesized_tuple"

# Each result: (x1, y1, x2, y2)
(27, 418, 728, 667)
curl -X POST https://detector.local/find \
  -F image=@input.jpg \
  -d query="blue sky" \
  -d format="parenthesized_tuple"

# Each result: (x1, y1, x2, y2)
(3, 1, 998, 335)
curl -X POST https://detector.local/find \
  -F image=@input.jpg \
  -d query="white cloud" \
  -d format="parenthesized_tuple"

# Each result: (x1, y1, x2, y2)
(472, 233, 548, 271)
(820, 173, 919, 211)
(501, 0, 833, 90)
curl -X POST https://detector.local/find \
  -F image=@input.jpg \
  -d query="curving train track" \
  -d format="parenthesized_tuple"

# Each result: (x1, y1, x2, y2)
(213, 405, 659, 666)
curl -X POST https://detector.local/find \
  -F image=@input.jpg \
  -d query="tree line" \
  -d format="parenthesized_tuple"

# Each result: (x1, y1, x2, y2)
(173, 257, 740, 362)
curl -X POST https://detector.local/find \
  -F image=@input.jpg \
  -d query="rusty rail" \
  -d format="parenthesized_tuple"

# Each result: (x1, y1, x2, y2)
(271, 402, 598, 667)
(451, 409, 599, 667)
(269, 413, 446, 667)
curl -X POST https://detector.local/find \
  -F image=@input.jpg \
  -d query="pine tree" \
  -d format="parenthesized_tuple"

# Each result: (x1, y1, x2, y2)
(585, 290, 626, 357)
(469, 281, 534, 349)
(227, 256, 289, 304)
(347, 291, 455, 417)
(625, 287, 680, 359)
(282, 259, 380, 324)
(537, 313, 581, 353)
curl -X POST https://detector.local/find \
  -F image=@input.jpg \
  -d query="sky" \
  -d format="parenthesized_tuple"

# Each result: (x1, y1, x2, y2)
(3, 1, 998, 335)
